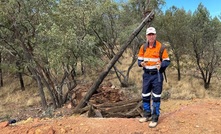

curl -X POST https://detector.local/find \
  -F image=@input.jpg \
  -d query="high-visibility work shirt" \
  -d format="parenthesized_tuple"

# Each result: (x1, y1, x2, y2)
(138, 40, 170, 70)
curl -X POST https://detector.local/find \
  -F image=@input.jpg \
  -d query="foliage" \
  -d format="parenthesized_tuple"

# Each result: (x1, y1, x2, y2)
(155, 6, 191, 80)
(188, 4, 221, 89)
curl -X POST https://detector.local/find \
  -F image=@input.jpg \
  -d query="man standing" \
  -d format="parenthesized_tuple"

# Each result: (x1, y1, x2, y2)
(137, 27, 170, 128)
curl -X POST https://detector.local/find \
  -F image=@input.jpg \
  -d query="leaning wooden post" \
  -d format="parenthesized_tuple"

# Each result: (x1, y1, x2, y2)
(73, 11, 155, 113)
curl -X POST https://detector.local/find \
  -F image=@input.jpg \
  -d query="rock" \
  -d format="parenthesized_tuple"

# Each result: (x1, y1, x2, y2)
(0, 121, 9, 128)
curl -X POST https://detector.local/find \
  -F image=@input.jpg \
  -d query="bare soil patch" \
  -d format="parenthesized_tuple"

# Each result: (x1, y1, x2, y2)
(1, 98, 221, 134)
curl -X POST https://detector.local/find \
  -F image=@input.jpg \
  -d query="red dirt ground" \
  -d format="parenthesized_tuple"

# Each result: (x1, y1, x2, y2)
(1, 99, 221, 134)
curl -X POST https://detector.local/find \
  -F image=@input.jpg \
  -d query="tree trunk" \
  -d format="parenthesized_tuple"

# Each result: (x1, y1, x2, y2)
(73, 10, 155, 112)
(30, 67, 48, 109)
(16, 61, 25, 90)
(18, 72, 25, 91)
(204, 82, 210, 89)
(0, 52, 3, 87)
(177, 58, 181, 81)
(20, 42, 48, 109)
(38, 70, 57, 108)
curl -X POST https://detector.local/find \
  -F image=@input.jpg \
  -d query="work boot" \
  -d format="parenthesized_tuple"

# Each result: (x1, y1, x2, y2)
(138, 116, 152, 123)
(139, 111, 152, 123)
(149, 121, 158, 128)
(149, 114, 159, 128)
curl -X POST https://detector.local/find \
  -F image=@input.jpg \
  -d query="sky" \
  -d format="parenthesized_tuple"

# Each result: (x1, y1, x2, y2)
(116, 0, 221, 18)
(162, 0, 221, 18)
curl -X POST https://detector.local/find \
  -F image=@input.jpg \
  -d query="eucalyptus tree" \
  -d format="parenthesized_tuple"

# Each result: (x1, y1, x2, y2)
(155, 6, 191, 81)
(0, 0, 27, 88)
(0, 0, 60, 108)
(189, 3, 221, 89)
(0, 0, 106, 109)
(213, 32, 221, 76)
(34, 0, 106, 108)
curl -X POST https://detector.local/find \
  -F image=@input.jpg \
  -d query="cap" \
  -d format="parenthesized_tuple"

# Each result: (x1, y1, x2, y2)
(146, 27, 156, 35)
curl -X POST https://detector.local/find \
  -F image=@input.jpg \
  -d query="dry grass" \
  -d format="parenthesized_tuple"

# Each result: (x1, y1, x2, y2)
(0, 75, 40, 118)
(112, 51, 221, 100)
(1, 51, 221, 119)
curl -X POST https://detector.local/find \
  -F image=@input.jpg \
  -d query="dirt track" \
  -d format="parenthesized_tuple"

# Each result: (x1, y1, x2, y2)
(1, 99, 221, 134)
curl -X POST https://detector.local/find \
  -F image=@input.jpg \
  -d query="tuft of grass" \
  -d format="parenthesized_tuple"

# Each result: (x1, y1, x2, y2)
(26, 97, 41, 107)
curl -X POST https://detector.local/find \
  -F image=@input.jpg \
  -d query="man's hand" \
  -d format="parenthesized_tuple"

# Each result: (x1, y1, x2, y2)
(141, 62, 145, 67)
(156, 61, 161, 70)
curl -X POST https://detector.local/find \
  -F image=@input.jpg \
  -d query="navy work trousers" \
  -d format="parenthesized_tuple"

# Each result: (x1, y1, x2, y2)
(142, 72, 163, 116)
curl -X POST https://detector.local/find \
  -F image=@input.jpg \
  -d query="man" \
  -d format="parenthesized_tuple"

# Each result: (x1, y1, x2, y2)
(137, 27, 170, 128)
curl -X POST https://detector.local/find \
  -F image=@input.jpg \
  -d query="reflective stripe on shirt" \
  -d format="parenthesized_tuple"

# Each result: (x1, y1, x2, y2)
(144, 65, 157, 69)
(144, 57, 160, 62)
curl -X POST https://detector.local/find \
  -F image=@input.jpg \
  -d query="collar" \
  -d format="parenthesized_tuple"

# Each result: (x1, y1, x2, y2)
(147, 41, 156, 48)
